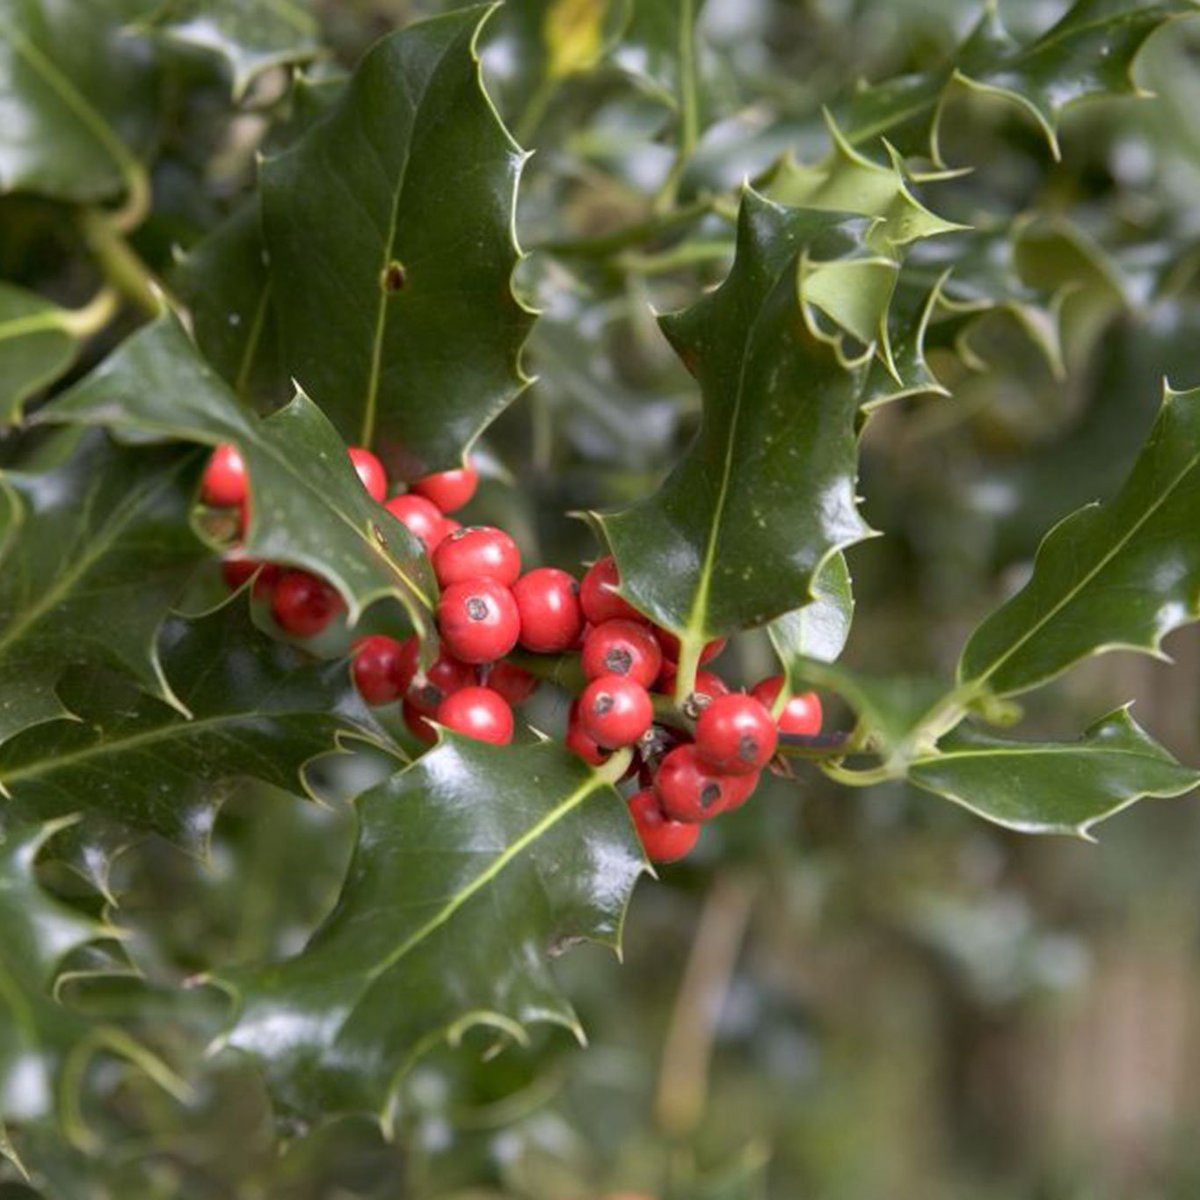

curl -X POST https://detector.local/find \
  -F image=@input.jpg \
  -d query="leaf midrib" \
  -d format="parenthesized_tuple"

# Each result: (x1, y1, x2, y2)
(362, 771, 608, 985)
(965, 446, 1200, 689)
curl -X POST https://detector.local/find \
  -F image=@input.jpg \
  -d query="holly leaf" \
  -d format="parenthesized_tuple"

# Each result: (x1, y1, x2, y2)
(0, 429, 207, 749)
(173, 202, 281, 406)
(0, 0, 157, 209)
(593, 190, 889, 650)
(958, 384, 1200, 698)
(0, 820, 186, 1176)
(837, 0, 1195, 164)
(766, 552, 854, 674)
(909, 708, 1200, 837)
(0, 602, 384, 853)
(142, 0, 320, 99)
(261, 6, 533, 474)
(40, 317, 437, 639)
(219, 737, 645, 1120)
(0, 284, 109, 424)
(858, 275, 948, 411)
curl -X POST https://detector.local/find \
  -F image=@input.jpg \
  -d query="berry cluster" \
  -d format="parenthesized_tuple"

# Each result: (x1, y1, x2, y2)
(201, 444, 823, 866)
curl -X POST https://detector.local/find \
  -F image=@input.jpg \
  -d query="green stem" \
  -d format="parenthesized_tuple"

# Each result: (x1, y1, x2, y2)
(79, 209, 166, 317)
(654, 0, 700, 212)
(596, 747, 634, 785)
(819, 760, 896, 788)
(55, 286, 120, 338)
(671, 635, 704, 708)
(616, 240, 734, 276)
(514, 72, 560, 146)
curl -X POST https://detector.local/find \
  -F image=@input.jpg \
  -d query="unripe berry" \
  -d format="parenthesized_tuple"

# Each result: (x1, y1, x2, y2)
(513, 567, 584, 653)
(411, 463, 478, 513)
(581, 619, 663, 687)
(579, 555, 645, 625)
(407, 651, 475, 716)
(628, 788, 699, 863)
(351, 634, 418, 706)
(654, 745, 757, 823)
(201, 442, 247, 507)
(565, 702, 609, 765)
(486, 660, 538, 705)
(655, 629, 727, 664)
(437, 686, 514, 744)
(751, 675, 823, 735)
(348, 446, 387, 501)
(271, 569, 343, 637)
(437, 579, 520, 664)
(385, 494, 448, 553)
(432, 525, 521, 588)
(578, 674, 653, 748)
(694, 694, 778, 775)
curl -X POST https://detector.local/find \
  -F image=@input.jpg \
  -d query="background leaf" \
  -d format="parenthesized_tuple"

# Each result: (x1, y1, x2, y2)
(222, 736, 645, 1120)
(959, 385, 1200, 698)
(262, 6, 533, 474)
(0, 602, 383, 853)
(909, 707, 1200, 836)
(0, 429, 206, 748)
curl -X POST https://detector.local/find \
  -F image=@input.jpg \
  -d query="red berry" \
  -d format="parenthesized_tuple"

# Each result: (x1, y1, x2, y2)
(578, 675, 653, 749)
(201, 442, 247, 507)
(437, 579, 520, 664)
(411, 463, 478, 513)
(581, 619, 663, 687)
(655, 630, 727, 664)
(628, 789, 699, 863)
(385, 494, 448, 553)
(513, 568, 584, 653)
(402, 697, 438, 744)
(565, 703, 609, 766)
(694, 694, 778, 775)
(408, 651, 475, 715)
(221, 555, 259, 591)
(271, 569, 343, 637)
(656, 664, 730, 704)
(437, 686, 514, 744)
(432, 525, 521, 588)
(579, 556, 645, 625)
(751, 675, 823, 735)
(251, 562, 281, 602)
(348, 446, 388, 502)
(351, 635, 418, 706)
(486, 660, 539, 705)
(654, 744, 756, 823)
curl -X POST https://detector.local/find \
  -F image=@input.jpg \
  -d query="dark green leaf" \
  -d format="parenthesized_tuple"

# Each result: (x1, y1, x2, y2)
(261, 7, 533, 473)
(836, 0, 1194, 163)
(767, 552, 854, 673)
(909, 707, 1200, 837)
(0, 0, 157, 208)
(220, 737, 644, 1120)
(958, 385, 1200, 698)
(593, 190, 888, 655)
(41, 317, 437, 639)
(0, 284, 101, 424)
(143, 0, 320, 98)
(173, 203, 281, 406)
(0, 429, 207, 748)
(0, 602, 384, 852)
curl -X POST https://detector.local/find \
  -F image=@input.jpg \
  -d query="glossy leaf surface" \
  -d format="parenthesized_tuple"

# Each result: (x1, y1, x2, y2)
(959, 386, 1200, 697)
(0, 283, 87, 423)
(910, 708, 1200, 837)
(222, 737, 645, 1119)
(41, 318, 437, 636)
(261, 7, 532, 473)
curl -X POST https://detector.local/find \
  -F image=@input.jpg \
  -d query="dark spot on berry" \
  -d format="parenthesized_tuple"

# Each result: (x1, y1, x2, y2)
(466, 597, 489, 621)
(605, 647, 633, 674)
(415, 683, 441, 707)
(738, 733, 759, 763)
(593, 692, 614, 716)
(700, 783, 722, 809)
(381, 261, 406, 292)
(569, 580, 580, 594)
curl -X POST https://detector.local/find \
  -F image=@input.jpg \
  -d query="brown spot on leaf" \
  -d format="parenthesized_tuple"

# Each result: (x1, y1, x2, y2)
(381, 261, 407, 293)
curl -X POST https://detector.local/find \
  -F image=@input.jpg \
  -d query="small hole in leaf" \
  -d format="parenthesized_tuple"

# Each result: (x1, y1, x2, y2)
(381, 262, 407, 292)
